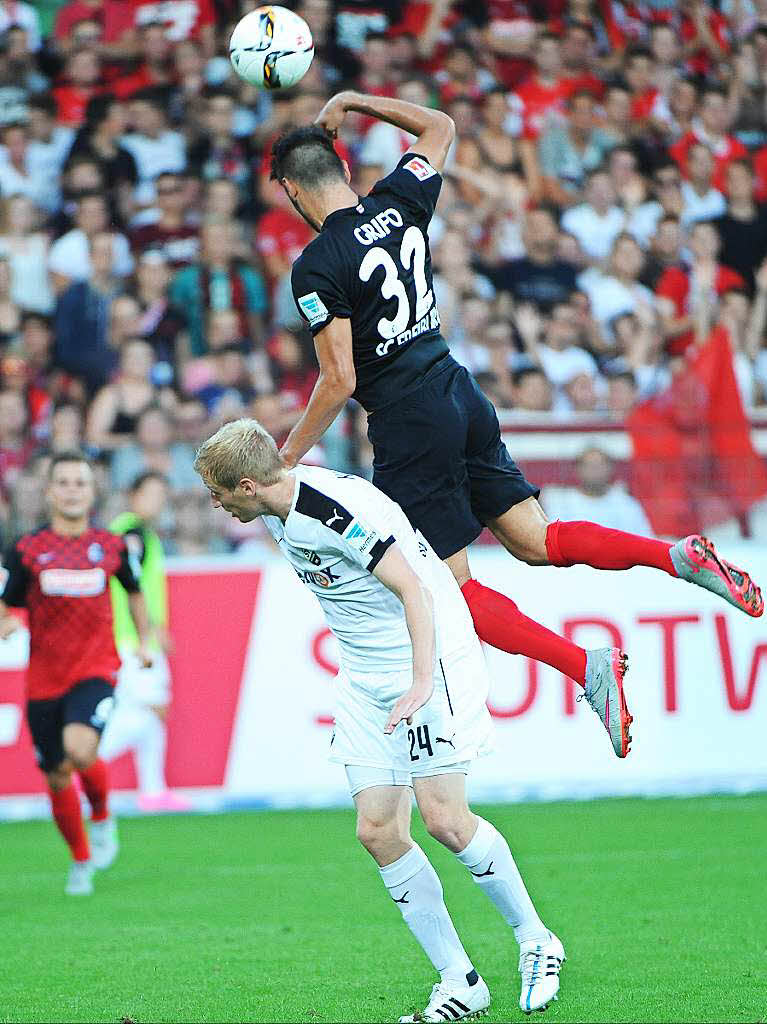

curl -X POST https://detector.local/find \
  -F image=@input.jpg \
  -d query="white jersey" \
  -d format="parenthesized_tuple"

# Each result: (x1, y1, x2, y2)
(263, 465, 477, 674)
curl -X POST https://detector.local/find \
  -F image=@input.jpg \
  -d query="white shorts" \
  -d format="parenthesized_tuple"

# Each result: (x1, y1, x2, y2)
(345, 761, 471, 797)
(330, 642, 494, 782)
(115, 648, 171, 707)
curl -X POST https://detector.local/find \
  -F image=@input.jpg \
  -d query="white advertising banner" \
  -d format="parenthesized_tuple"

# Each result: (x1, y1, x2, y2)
(2, 546, 766, 816)
(223, 545, 767, 805)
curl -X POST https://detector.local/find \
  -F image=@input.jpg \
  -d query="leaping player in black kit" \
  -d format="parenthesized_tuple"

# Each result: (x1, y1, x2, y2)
(270, 90, 763, 765)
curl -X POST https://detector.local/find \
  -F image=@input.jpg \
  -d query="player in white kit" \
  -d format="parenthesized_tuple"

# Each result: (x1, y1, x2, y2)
(194, 418, 565, 1020)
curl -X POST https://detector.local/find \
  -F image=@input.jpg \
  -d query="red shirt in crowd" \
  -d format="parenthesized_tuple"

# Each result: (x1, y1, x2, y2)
(670, 130, 748, 193)
(514, 73, 577, 140)
(0, 527, 140, 700)
(656, 263, 746, 355)
(256, 209, 314, 282)
(129, 223, 200, 268)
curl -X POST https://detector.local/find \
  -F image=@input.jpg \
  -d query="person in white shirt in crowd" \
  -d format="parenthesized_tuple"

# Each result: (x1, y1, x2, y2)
(560, 169, 626, 264)
(0, 123, 58, 212)
(120, 88, 186, 208)
(627, 162, 684, 248)
(578, 233, 657, 339)
(0, 0, 40, 51)
(514, 300, 601, 410)
(0, 194, 54, 313)
(25, 95, 75, 187)
(541, 446, 653, 534)
(680, 142, 726, 228)
(48, 191, 133, 293)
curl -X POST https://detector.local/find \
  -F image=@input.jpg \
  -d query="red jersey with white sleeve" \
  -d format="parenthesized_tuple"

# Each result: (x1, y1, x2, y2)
(0, 526, 140, 700)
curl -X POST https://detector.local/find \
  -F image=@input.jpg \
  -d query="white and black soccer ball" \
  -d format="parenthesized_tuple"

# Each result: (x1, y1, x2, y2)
(229, 5, 314, 90)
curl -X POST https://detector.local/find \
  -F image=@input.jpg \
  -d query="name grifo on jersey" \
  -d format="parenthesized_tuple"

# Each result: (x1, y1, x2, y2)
(354, 207, 403, 246)
(39, 567, 106, 597)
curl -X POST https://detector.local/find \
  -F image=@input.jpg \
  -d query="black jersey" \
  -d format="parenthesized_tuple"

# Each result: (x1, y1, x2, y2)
(290, 153, 449, 412)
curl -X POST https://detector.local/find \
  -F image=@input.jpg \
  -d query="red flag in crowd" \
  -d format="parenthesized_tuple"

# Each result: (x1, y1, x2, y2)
(627, 326, 767, 537)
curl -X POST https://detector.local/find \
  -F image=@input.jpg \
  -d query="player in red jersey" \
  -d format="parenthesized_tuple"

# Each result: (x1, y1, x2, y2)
(0, 452, 151, 895)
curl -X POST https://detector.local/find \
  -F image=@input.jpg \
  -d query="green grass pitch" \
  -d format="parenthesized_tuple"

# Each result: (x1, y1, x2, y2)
(1, 794, 766, 1024)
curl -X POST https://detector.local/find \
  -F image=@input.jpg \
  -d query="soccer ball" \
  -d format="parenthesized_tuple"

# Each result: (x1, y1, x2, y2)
(229, 6, 314, 90)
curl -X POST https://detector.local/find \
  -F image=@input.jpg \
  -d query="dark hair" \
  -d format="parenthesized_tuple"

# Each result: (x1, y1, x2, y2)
(83, 92, 118, 130)
(626, 45, 653, 63)
(48, 450, 92, 478)
(270, 125, 345, 186)
(20, 311, 52, 330)
(129, 469, 168, 494)
(513, 365, 547, 387)
(28, 94, 57, 118)
(364, 29, 389, 45)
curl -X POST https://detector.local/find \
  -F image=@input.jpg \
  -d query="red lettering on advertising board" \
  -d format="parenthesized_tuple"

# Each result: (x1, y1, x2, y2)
(637, 614, 699, 711)
(312, 628, 336, 726)
(714, 614, 767, 711)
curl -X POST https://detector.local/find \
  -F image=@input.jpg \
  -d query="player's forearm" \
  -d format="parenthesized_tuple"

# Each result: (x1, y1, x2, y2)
(279, 375, 352, 467)
(401, 582, 436, 685)
(336, 90, 454, 142)
(128, 592, 152, 646)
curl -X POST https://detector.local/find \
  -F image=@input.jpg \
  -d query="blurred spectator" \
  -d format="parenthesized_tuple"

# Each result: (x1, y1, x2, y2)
(680, 143, 726, 227)
(560, 170, 626, 264)
(515, 301, 600, 409)
(490, 207, 577, 311)
(188, 88, 257, 217)
(0, 123, 57, 212)
(48, 399, 85, 452)
(713, 160, 767, 293)
(134, 250, 183, 365)
(640, 215, 684, 291)
(0, 195, 54, 314)
(657, 219, 745, 356)
(0, 253, 19, 342)
(120, 88, 186, 207)
(511, 365, 554, 412)
(0, 387, 33, 516)
(113, 21, 174, 100)
(26, 95, 75, 189)
(169, 219, 267, 356)
(129, 170, 199, 268)
(0, 1, 41, 51)
(541, 446, 653, 532)
(539, 90, 604, 204)
(48, 190, 133, 293)
(53, 48, 103, 127)
(53, 231, 122, 392)
(110, 403, 199, 493)
(670, 84, 747, 191)
(69, 94, 138, 221)
(579, 233, 656, 340)
(86, 338, 161, 451)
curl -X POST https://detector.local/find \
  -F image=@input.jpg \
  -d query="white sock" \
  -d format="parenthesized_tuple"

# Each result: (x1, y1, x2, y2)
(380, 844, 475, 985)
(456, 817, 549, 945)
(134, 708, 167, 796)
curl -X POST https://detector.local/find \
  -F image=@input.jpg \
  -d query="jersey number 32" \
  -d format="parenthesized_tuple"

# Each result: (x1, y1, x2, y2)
(359, 225, 433, 354)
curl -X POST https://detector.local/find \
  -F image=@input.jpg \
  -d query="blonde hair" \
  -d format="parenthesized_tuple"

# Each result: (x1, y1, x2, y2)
(193, 417, 283, 490)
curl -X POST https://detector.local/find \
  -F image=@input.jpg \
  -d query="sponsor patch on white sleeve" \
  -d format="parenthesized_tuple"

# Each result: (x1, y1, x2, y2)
(297, 291, 330, 327)
(342, 518, 378, 554)
(403, 157, 437, 181)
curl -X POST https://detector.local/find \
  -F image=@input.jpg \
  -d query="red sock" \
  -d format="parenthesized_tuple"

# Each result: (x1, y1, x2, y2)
(49, 784, 90, 862)
(79, 758, 109, 822)
(545, 520, 677, 575)
(461, 579, 587, 684)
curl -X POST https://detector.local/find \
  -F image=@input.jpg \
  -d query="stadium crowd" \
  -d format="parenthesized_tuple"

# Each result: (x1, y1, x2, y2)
(2, 0, 767, 549)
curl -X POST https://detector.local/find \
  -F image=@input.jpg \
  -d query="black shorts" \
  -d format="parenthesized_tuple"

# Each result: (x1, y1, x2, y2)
(26, 678, 115, 773)
(368, 356, 539, 559)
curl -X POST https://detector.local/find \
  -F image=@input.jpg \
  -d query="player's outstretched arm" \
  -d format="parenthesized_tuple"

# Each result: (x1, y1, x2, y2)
(373, 545, 436, 734)
(279, 317, 356, 468)
(316, 90, 455, 172)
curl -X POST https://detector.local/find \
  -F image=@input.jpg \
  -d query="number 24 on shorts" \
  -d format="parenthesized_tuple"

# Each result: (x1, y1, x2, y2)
(408, 724, 434, 761)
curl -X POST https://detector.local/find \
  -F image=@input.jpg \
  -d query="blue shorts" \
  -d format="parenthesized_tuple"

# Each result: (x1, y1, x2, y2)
(368, 356, 538, 559)
(26, 678, 115, 773)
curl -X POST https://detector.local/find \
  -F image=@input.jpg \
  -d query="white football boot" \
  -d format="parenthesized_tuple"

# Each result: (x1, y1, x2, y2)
(65, 859, 94, 895)
(399, 975, 490, 1022)
(518, 932, 566, 1014)
(90, 815, 119, 870)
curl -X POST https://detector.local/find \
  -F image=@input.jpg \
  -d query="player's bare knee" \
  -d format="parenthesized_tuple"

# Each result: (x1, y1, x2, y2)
(421, 805, 465, 851)
(46, 765, 72, 791)
(356, 813, 406, 856)
(64, 743, 96, 773)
